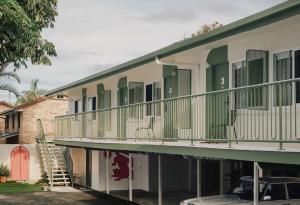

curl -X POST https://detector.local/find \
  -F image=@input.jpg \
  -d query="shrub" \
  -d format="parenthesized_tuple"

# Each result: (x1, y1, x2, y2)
(0, 163, 10, 177)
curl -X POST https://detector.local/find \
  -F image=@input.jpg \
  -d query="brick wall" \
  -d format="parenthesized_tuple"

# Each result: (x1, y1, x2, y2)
(19, 98, 68, 144)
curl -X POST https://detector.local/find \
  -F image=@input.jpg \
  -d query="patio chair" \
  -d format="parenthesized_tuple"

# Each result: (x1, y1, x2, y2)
(135, 117, 155, 139)
(209, 110, 237, 140)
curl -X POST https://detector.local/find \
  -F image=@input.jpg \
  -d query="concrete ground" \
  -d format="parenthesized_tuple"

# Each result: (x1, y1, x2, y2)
(0, 190, 139, 205)
(111, 190, 195, 205)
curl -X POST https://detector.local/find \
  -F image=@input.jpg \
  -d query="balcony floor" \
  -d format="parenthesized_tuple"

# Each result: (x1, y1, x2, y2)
(54, 137, 300, 165)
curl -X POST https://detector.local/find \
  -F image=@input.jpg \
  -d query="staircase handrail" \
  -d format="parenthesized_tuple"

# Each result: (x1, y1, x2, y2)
(63, 147, 74, 187)
(37, 119, 53, 188)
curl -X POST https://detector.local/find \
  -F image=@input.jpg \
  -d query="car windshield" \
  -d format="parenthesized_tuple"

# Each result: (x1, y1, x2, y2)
(225, 180, 267, 200)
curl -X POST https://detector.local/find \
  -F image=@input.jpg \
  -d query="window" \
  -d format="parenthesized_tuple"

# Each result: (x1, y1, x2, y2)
(264, 184, 286, 201)
(146, 82, 161, 116)
(295, 50, 300, 103)
(128, 82, 144, 119)
(5, 115, 9, 131)
(74, 100, 81, 120)
(287, 183, 300, 199)
(88, 97, 97, 120)
(273, 51, 292, 106)
(146, 84, 153, 116)
(75, 101, 79, 114)
(246, 50, 269, 109)
(17, 112, 21, 129)
(12, 114, 15, 129)
(233, 61, 247, 109)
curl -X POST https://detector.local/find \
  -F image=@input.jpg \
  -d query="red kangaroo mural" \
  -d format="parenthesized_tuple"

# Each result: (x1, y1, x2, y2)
(104, 151, 133, 181)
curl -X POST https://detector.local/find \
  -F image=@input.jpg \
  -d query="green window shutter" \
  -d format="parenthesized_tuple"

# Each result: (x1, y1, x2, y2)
(246, 50, 269, 109)
(82, 88, 87, 112)
(273, 51, 292, 106)
(97, 84, 104, 109)
(232, 61, 247, 109)
(129, 82, 144, 104)
(128, 82, 144, 119)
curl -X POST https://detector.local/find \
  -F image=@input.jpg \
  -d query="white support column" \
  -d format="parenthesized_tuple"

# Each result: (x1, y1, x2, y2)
(220, 160, 224, 195)
(129, 153, 133, 201)
(197, 159, 201, 198)
(253, 162, 262, 205)
(106, 150, 109, 194)
(158, 155, 162, 205)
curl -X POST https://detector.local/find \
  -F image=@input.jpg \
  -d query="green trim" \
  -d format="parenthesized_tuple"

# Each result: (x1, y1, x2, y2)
(207, 45, 228, 65)
(54, 139, 300, 165)
(118, 77, 127, 88)
(46, 0, 300, 96)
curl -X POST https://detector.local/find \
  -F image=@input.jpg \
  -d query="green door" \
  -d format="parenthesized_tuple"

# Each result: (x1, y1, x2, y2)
(163, 66, 191, 139)
(97, 84, 111, 137)
(117, 77, 128, 139)
(207, 63, 229, 139)
(206, 46, 229, 139)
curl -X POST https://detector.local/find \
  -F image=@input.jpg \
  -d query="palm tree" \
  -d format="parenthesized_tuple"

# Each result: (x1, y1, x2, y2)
(0, 66, 20, 97)
(16, 79, 47, 105)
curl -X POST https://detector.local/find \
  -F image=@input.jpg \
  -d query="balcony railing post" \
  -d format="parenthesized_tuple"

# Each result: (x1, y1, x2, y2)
(191, 96, 194, 146)
(228, 90, 232, 148)
(279, 84, 283, 150)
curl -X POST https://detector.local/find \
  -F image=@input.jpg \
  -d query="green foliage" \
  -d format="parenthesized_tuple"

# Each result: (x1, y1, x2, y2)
(0, 163, 10, 177)
(16, 79, 47, 105)
(0, 0, 58, 71)
(0, 65, 20, 97)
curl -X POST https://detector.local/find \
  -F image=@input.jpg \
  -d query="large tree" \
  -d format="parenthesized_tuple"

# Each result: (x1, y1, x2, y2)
(0, 0, 58, 72)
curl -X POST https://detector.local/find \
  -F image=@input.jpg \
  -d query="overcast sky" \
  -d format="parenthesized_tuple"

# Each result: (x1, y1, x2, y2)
(1, 0, 285, 103)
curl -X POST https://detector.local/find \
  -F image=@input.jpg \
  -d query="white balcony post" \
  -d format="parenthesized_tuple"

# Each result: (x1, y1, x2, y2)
(253, 162, 262, 205)
(158, 155, 162, 205)
(197, 159, 201, 198)
(106, 150, 110, 194)
(128, 153, 133, 201)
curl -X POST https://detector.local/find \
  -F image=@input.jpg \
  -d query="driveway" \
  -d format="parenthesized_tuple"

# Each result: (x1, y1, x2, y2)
(0, 190, 139, 205)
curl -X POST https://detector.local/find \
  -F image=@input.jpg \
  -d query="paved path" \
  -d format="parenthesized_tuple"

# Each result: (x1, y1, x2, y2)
(0, 191, 139, 205)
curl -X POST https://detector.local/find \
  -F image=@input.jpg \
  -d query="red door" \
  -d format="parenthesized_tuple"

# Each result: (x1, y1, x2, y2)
(10, 146, 29, 180)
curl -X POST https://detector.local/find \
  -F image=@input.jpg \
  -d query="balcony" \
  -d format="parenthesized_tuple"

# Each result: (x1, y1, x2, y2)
(54, 78, 300, 155)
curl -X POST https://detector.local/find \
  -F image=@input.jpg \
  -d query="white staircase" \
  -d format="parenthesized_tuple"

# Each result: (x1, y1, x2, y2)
(40, 141, 71, 187)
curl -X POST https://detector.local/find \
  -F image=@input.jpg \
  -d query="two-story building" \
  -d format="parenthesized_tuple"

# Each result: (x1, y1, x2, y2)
(46, 1, 300, 204)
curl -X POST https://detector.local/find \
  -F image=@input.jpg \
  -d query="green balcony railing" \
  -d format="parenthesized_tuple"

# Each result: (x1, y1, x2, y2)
(54, 78, 300, 149)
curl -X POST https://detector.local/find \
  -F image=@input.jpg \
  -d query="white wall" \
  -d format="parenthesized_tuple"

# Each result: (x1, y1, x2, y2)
(0, 144, 42, 182)
(70, 147, 86, 186)
(71, 148, 149, 191)
(97, 151, 149, 191)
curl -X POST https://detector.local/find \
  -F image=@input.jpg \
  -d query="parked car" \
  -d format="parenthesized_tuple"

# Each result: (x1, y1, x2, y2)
(180, 176, 300, 205)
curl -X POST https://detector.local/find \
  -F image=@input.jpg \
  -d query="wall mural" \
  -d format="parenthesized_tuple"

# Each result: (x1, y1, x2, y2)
(104, 151, 134, 181)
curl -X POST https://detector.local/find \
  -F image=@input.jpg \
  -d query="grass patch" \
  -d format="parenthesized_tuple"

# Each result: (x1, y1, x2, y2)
(0, 181, 43, 193)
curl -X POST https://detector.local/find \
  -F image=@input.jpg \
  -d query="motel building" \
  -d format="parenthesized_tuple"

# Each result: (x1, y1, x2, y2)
(45, 1, 300, 205)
